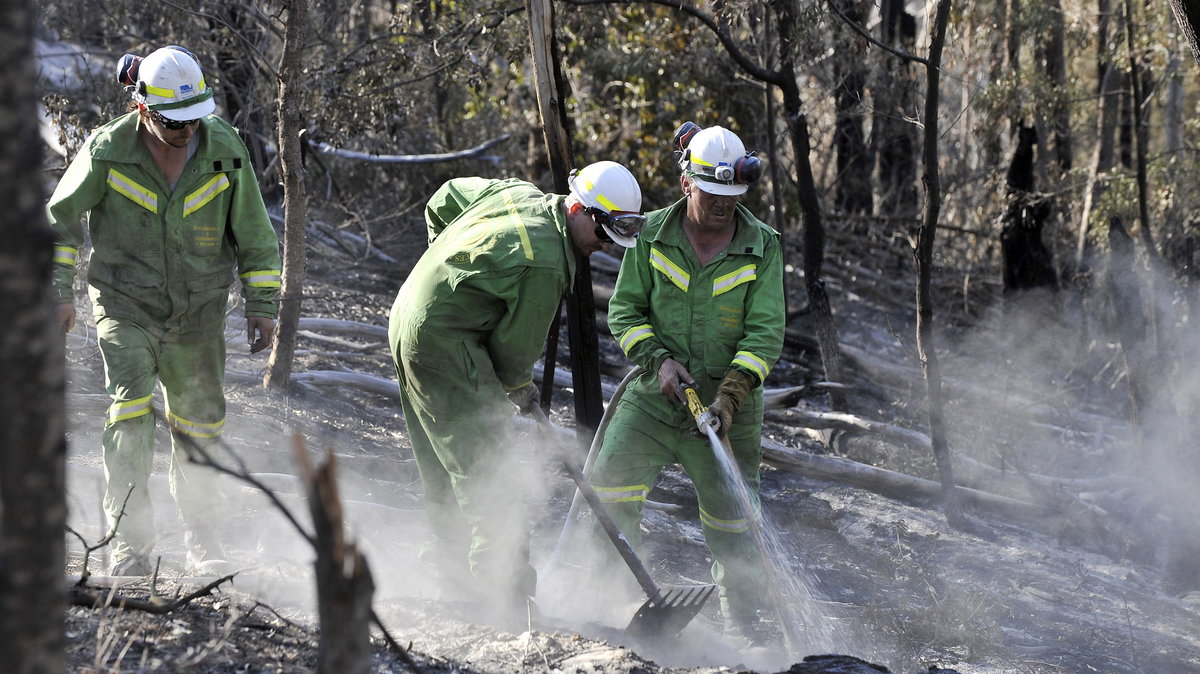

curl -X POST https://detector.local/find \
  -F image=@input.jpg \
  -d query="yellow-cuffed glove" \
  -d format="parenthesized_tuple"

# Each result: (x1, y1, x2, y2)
(707, 369, 756, 434)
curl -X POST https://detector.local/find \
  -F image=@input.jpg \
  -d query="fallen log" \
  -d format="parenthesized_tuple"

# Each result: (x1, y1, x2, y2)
(779, 408, 1140, 493)
(760, 439, 1047, 522)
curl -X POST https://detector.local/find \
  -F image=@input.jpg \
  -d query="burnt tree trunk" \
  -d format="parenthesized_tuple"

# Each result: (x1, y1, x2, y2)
(0, 0, 68, 669)
(831, 0, 871, 216)
(772, 0, 848, 411)
(527, 0, 605, 434)
(1000, 124, 1058, 295)
(264, 0, 310, 391)
(296, 440, 376, 674)
(1042, 0, 1072, 175)
(914, 0, 965, 527)
(873, 0, 919, 219)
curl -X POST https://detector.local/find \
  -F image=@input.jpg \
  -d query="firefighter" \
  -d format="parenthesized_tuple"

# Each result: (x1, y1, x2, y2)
(388, 162, 644, 618)
(588, 124, 786, 644)
(47, 46, 281, 576)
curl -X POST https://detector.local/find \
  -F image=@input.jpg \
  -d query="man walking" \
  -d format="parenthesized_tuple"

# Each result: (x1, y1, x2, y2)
(48, 46, 281, 575)
(389, 161, 644, 618)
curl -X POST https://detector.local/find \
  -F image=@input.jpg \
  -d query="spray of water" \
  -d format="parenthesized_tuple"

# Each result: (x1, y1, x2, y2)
(704, 424, 852, 659)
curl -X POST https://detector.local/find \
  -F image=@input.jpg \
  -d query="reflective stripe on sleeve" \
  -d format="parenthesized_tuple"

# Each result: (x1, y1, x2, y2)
(107, 169, 158, 213)
(650, 247, 689, 292)
(107, 395, 153, 426)
(240, 269, 281, 288)
(732, 351, 770, 382)
(168, 411, 225, 439)
(619, 324, 655, 354)
(54, 245, 78, 266)
(713, 264, 757, 296)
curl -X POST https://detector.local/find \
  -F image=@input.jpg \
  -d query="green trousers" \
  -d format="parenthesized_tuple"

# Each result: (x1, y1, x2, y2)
(96, 317, 225, 564)
(589, 400, 768, 619)
(390, 328, 537, 603)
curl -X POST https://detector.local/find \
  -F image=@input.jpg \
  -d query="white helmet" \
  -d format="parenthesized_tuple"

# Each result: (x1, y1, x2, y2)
(676, 125, 761, 196)
(568, 161, 645, 247)
(132, 46, 215, 121)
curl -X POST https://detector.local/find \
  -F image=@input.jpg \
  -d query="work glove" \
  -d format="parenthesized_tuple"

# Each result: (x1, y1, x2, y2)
(507, 382, 541, 415)
(707, 369, 756, 434)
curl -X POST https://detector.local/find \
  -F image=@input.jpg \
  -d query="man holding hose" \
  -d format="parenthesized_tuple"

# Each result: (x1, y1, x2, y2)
(589, 123, 785, 645)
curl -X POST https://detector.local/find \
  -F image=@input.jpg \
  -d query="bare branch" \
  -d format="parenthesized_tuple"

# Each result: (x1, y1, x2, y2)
(309, 134, 511, 165)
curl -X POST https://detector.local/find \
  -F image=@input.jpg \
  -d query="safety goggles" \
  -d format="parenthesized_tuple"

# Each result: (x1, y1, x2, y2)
(149, 109, 201, 130)
(586, 207, 646, 241)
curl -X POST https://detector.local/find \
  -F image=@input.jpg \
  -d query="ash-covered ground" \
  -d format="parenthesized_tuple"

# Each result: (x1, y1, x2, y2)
(60, 230, 1200, 673)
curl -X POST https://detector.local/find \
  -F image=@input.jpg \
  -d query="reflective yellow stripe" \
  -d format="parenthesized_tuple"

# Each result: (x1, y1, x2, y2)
(700, 506, 753, 534)
(107, 169, 158, 213)
(595, 484, 649, 504)
(240, 269, 281, 288)
(145, 77, 208, 102)
(144, 83, 175, 99)
(713, 264, 757, 296)
(54, 245, 78, 265)
(650, 247, 689, 292)
(168, 411, 225, 439)
(183, 173, 230, 217)
(576, 172, 619, 212)
(107, 395, 153, 425)
(502, 191, 535, 260)
(732, 351, 769, 382)
(619, 324, 655, 353)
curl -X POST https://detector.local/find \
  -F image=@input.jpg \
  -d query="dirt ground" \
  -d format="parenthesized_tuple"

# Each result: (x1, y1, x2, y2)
(59, 227, 1200, 673)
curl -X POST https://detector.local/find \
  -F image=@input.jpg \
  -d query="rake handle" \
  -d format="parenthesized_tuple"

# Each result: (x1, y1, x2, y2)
(529, 408, 665, 605)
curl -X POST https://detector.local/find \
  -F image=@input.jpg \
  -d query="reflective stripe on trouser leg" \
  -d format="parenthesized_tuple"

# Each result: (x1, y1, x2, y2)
(97, 318, 160, 562)
(391, 330, 536, 600)
(159, 333, 227, 531)
(588, 404, 681, 557)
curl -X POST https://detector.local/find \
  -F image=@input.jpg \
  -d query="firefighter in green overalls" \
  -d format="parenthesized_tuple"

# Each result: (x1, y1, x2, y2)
(589, 124, 786, 644)
(388, 161, 645, 618)
(48, 46, 281, 576)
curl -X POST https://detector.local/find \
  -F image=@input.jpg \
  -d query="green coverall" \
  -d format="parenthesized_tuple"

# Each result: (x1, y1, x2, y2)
(388, 177, 578, 604)
(47, 111, 281, 565)
(589, 197, 785, 621)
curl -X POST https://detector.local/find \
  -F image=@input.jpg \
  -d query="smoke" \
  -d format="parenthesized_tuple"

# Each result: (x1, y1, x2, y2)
(940, 262, 1200, 578)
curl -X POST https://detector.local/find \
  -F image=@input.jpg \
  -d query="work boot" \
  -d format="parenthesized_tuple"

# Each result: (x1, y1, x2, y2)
(184, 527, 233, 576)
(724, 610, 781, 649)
(111, 555, 154, 577)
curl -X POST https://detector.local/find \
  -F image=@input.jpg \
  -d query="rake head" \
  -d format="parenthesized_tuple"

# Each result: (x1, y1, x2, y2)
(625, 582, 717, 642)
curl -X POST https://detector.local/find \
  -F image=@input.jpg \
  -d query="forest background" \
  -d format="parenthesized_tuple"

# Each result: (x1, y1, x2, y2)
(6, 0, 1200, 671)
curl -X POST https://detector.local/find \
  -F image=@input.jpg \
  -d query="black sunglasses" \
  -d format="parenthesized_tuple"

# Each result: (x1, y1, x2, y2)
(149, 109, 200, 130)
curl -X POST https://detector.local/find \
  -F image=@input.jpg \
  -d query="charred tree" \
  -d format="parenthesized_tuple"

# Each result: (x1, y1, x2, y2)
(295, 440, 376, 674)
(1000, 124, 1058, 296)
(872, 0, 919, 219)
(264, 0, 310, 392)
(0, 0, 68, 668)
(1041, 0, 1072, 175)
(527, 0, 605, 433)
(912, 0, 965, 527)
(831, 0, 872, 216)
